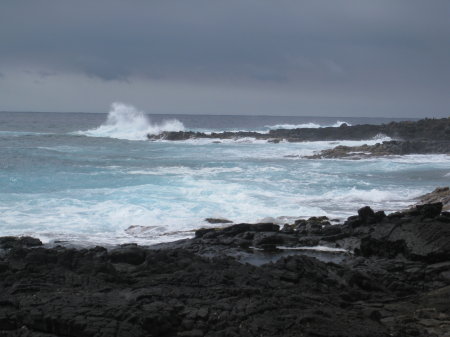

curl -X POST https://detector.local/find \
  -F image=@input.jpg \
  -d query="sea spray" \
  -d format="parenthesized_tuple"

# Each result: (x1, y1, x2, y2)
(76, 102, 185, 140)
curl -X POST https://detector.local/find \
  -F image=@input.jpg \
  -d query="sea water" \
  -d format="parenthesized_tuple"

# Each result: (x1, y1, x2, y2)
(1, 103, 449, 245)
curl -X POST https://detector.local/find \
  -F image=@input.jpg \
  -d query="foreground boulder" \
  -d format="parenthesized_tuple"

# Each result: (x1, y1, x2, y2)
(415, 186, 450, 211)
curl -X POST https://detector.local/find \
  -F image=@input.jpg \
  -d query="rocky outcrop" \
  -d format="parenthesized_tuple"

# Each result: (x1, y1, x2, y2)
(148, 117, 450, 143)
(1, 203, 450, 336)
(355, 203, 450, 262)
(415, 187, 450, 211)
(148, 117, 450, 157)
(204, 218, 233, 224)
(307, 140, 450, 159)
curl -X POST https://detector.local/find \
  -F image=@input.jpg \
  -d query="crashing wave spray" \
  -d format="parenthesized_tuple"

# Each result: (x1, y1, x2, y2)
(77, 102, 185, 140)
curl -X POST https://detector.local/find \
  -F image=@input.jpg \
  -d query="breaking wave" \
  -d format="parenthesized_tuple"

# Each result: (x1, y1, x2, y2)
(265, 121, 351, 130)
(75, 102, 185, 140)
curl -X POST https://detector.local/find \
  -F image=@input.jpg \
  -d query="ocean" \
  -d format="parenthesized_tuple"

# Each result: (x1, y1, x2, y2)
(1, 103, 449, 246)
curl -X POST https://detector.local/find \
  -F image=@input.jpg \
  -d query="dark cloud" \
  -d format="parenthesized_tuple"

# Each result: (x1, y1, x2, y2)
(0, 0, 449, 116)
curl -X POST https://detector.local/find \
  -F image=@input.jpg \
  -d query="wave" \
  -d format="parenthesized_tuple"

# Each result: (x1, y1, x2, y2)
(75, 102, 185, 140)
(293, 187, 426, 219)
(153, 136, 392, 159)
(127, 166, 245, 176)
(186, 121, 352, 134)
(367, 154, 450, 164)
(264, 120, 351, 130)
(0, 131, 52, 137)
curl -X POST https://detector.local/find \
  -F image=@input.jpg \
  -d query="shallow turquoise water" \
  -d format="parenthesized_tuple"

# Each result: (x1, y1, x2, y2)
(1, 106, 448, 245)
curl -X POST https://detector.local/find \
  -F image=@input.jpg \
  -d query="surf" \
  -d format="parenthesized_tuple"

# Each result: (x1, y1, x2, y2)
(75, 102, 185, 140)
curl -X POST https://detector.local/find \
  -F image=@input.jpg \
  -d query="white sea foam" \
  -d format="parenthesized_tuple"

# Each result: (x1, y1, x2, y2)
(188, 120, 351, 135)
(373, 154, 450, 164)
(0, 177, 324, 245)
(293, 187, 426, 218)
(192, 136, 394, 161)
(75, 102, 185, 140)
(0, 178, 437, 246)
(265, 120, 351, 130)
(155, 134, 390, 151)
(127, 166, 245, 176)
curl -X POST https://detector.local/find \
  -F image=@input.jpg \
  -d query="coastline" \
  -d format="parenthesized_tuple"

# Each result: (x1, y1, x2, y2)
(1, 193, 449, 337)
(1, 115, 450, 336)
(2, 1, 449, 336)
(149, 117, 450, 159)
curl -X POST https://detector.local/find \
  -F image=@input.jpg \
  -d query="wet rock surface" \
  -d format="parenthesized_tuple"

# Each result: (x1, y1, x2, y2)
(1, 204, 450, 336)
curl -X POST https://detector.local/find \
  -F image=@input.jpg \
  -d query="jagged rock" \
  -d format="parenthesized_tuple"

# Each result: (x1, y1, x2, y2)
(345, 215, 363, 228)
(355, 204, 450, 262)
(149, 117, 450, 144)
(195, 223, 279, 239)
(345, 207, 386, 228)
(415, 202, 443, 218)
(307, 140, 450, 159)
(358, 206, 375, 220)
(252, 232, 298, 249)
(194, 228, 216, 238)
(290, 216, 331, 234)
(1, 195, 450, 337)
(204, 218, 233, 224)
(415, 187, 450, 211)
(0, 236, 42, 250)
(109, 245, 146, 265)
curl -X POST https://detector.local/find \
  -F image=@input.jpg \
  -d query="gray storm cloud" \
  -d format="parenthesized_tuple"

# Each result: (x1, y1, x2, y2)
(0, 0, 449, 116)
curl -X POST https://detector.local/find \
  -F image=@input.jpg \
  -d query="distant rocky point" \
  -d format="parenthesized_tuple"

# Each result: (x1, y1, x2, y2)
(148, 117, 450, 158)
(148, 117, 450, 143)
(307, 140, 450, 159)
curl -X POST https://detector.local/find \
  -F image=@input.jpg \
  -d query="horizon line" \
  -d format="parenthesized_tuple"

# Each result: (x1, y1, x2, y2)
(0, 110, 424, 120)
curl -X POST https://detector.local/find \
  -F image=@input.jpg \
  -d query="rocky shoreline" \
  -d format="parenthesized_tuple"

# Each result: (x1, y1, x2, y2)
(1, 194, 450, 336)
(306, 140, 450, 159)
(148, 117, 450, 158)
(149, 117, 450, 142)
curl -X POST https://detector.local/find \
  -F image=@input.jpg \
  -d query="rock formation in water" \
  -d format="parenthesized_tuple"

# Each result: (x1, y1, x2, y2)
(148, 117, 450, 142)
(148, 117, 450, 158)
(415, 187, 450, 211)
(306, 140, 450, 159)
(1, 202, 450, 336)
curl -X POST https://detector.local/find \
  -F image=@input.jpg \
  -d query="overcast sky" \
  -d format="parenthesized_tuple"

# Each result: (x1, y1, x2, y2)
(0, 0, 449, 117)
